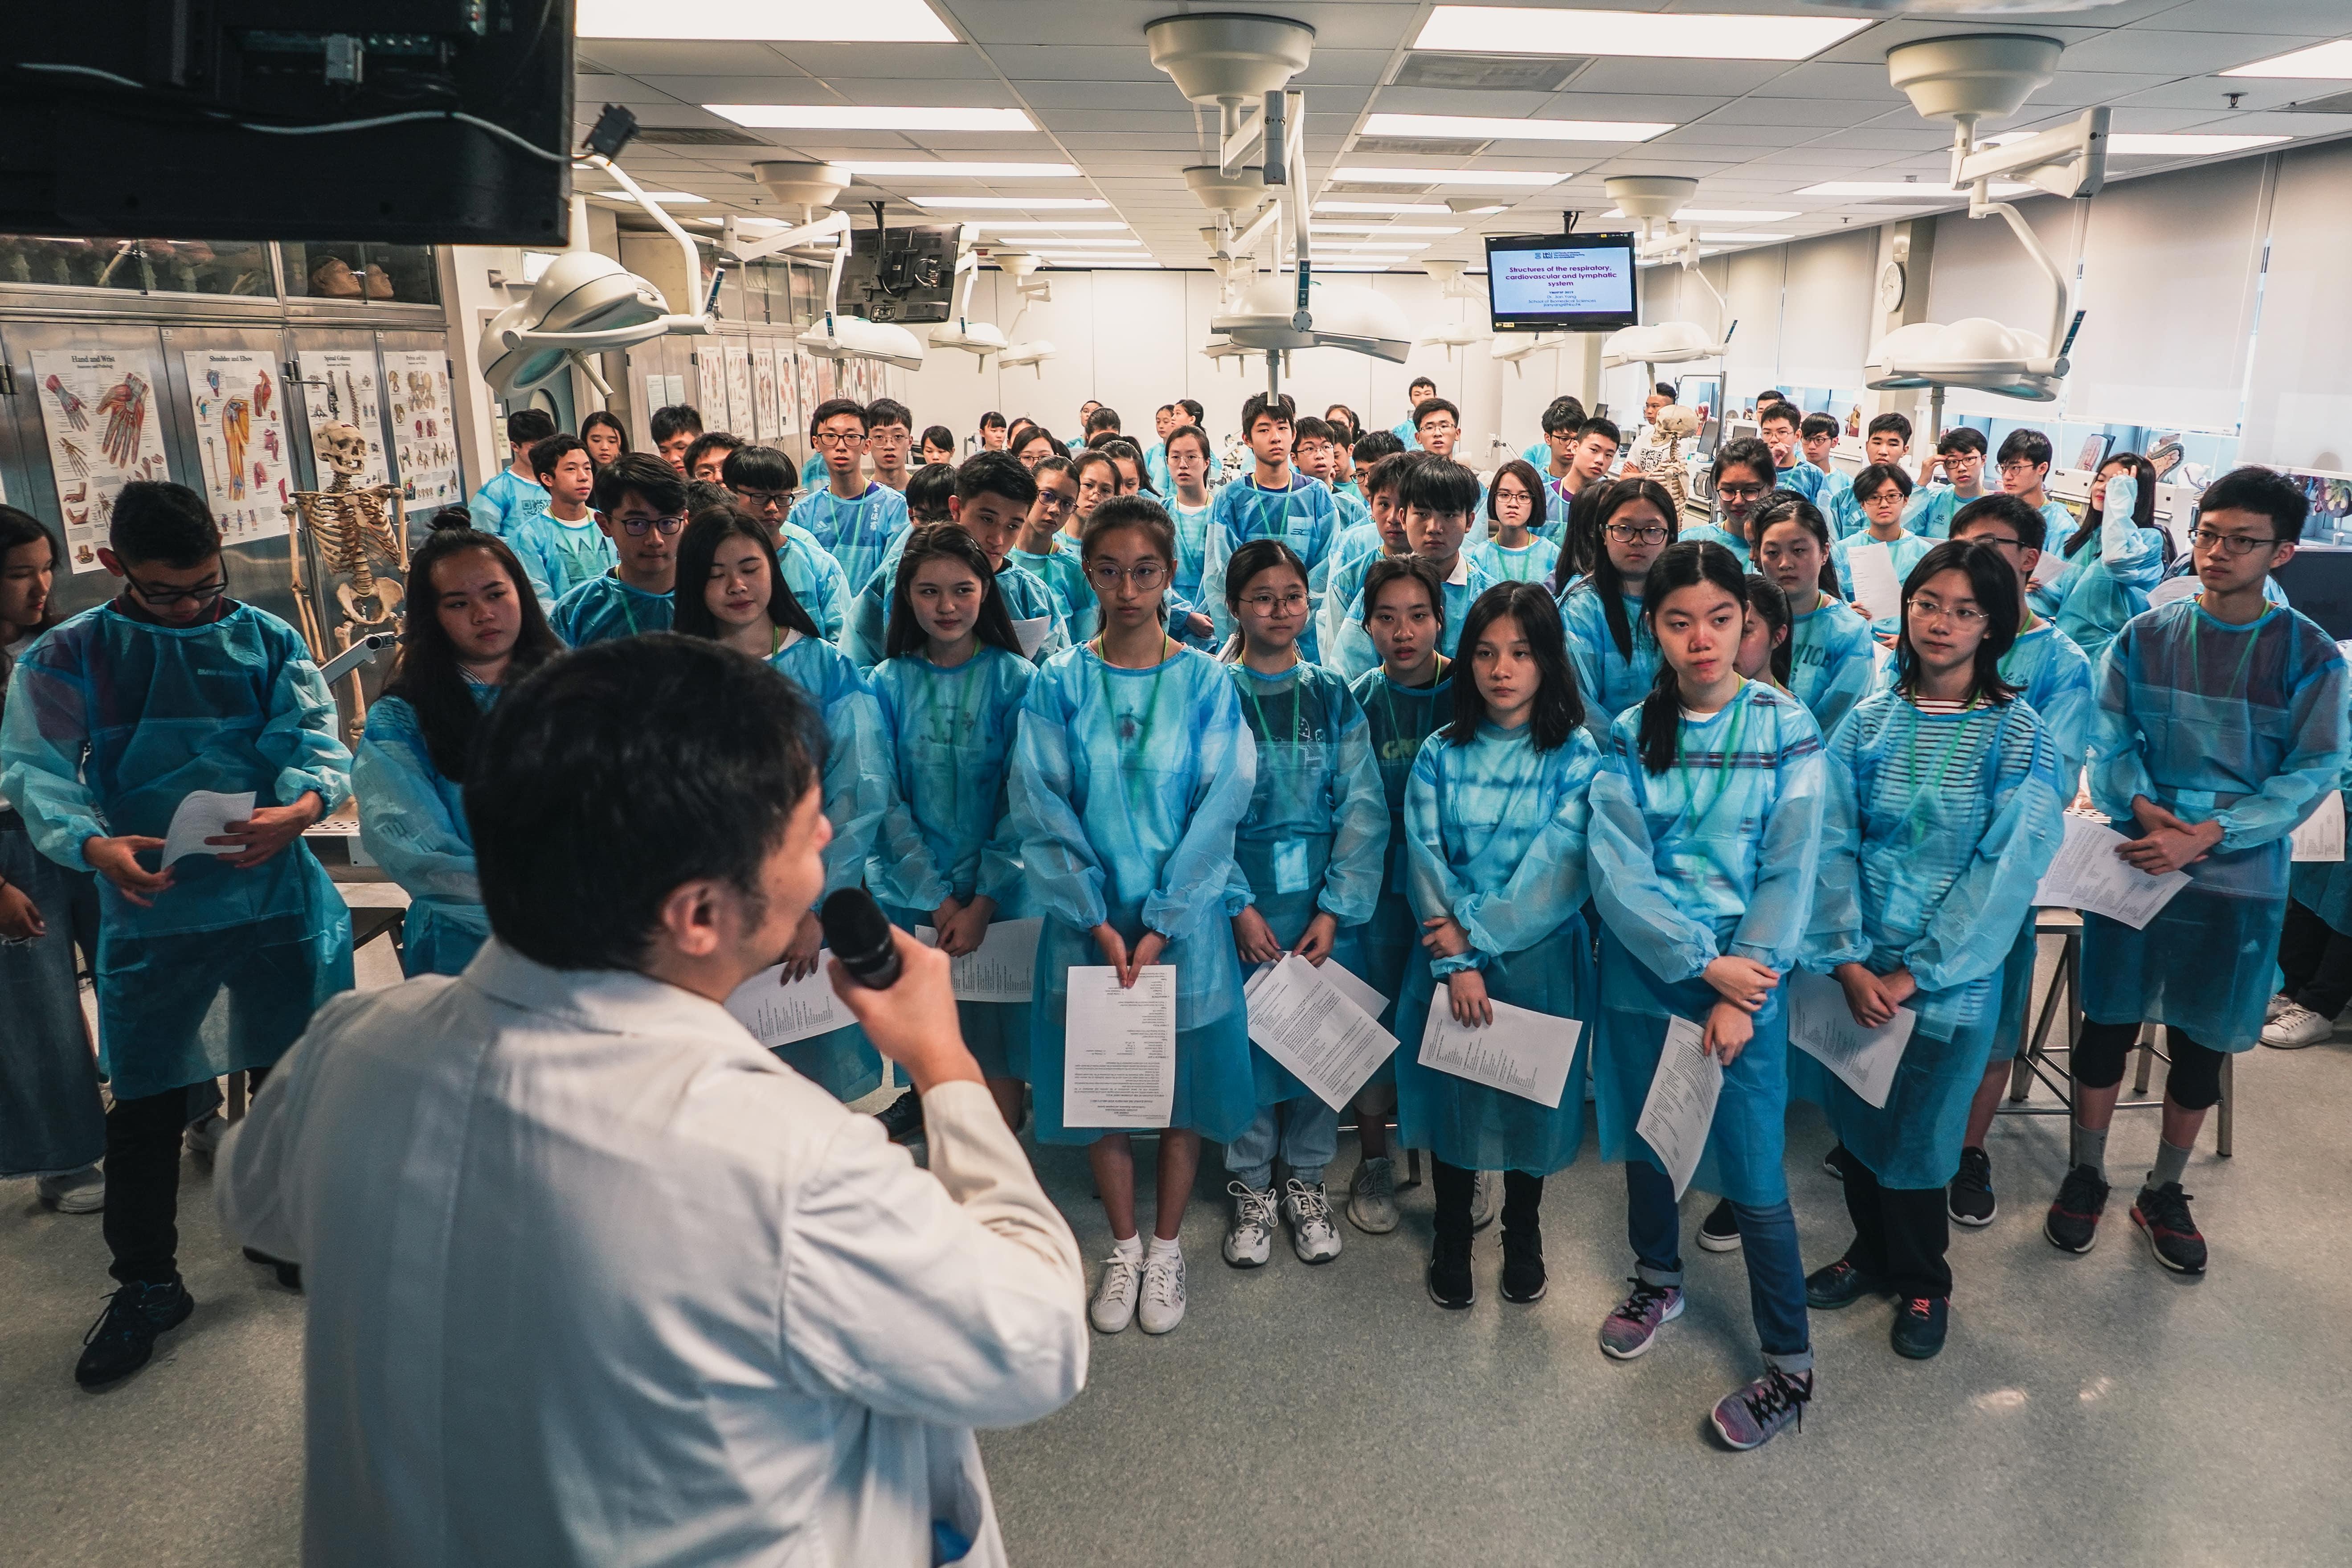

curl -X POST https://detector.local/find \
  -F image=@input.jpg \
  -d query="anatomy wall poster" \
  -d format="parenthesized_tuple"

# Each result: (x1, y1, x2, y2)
(724, 342, 755, 436)
(381, 349, 461, 512)
(752, 344, 781, 442)
(29, 346, 170, 573)
(295, 350, 390, 490)
(182, 349, 293, 548)
(791, 348, 815, 436)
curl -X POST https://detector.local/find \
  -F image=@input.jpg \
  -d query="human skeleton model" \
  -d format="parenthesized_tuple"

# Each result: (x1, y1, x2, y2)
(284, 420, 406, 741)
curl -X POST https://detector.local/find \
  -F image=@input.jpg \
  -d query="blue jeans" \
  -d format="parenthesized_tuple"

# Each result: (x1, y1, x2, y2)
(1626, 1161, 1812, 1372)
(1225, 1096, 1339, 1189)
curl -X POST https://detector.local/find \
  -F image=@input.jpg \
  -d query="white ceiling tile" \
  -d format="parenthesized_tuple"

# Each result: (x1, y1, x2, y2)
(1749, 63, 1909, 103)
(2151, 0, 2352, 34)
(1565, 59, 1795, 98)
(2109, 79, 2313, 111)
(1702, 97, 1883, 129)
(577, 41, 807, 76)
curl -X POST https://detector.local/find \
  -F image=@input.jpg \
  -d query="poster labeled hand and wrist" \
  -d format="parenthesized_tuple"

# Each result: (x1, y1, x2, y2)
(182, 349, 293, 547)
(29, 347, 170, 573)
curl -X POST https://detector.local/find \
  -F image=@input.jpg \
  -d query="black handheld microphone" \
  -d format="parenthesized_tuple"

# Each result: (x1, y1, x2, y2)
(818, 888, 902, 991)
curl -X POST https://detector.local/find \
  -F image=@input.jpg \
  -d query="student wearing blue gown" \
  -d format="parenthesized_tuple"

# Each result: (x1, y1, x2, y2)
(1899, 426, 1993, 541)
(358, 522, 563, 977)
(1757, 405, 1828, 505)
(1319, 451, 1423, 676)
(1833, 463, 1931, 637)
(796, 397, 913, 596)
(1214, 540, 1388, 1271)
(505, 435, 616, 605)
(1586, 541, 1828, 1453)
(720, 444, 852, 646)
(1798, 540, 2066, 1360)
(1396, 582, 1603, 1313)
(1389, 377, 1438, 450)
(549, 454, 684, 646)
(1343, 555, 1453, 1236)
(1327, 459, 1497, 684)
(1200, 393, 1341, 659)
(672, 506, 891, 1102)
(1469, 459, 1564, 585)
(2035, 453, 2169, 666)
(867, 526, 1039, 1131)
(1559, 476, 1681, 749)
(465, 408, 554, 538)
(1, 482, 355, 1388)
(2271, 701, 2352, 1047)
(2045, 468, 2351, 1277)
(1012, 496, 1258, 1339)
(842, 454, 1071, 671)
(1680, 437, 1777, 568)
(1009, 456, 1096, 644)
(1827, 414, 1916, 539)
(1162, 425, 1219, 612)
(1751, 495, 1877, 738)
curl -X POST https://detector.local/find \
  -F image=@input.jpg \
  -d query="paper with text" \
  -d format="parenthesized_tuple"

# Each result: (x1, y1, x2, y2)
(1243, 954, 1396, 1111)
(1845, 538, 1903, 623)
(1416, 991, 1582, 1109)
(1063, 965, 1177, 1128)
(914, 916, 1044, 1002)
(1322, 958, 1391, 1023)
(1013, 615, 1052, 658)
(724, 955, 846, 1048)
(2032, 814, 2191, 930)
(1788, 969, 1914, 1110)
(2292, 790, 2345, 864)
(1636, 1015, 1723, 1200)
(161, 790, 257, 867)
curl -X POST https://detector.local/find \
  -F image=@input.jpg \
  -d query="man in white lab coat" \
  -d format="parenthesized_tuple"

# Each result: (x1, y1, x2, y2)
(219, 634, 1088, 1567)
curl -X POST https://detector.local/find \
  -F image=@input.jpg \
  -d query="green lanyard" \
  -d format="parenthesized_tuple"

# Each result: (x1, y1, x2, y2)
(618, 579, 650, 637)
(1240, 662, 1311, 751)
(1251, 478, 1302, 541)
(1673, 680, 1751, 829)
(2187, 598, 2272, 701)
(1376, 655, 1447, 750)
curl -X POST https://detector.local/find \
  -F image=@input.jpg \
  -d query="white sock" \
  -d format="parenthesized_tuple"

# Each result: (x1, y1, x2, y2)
(1146, 1234, 1182, 1261)
(1110, 1234, 1142, 1260)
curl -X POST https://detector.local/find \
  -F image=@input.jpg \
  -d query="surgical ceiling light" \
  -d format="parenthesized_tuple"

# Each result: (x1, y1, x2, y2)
(909, 197, 1111, 210)
(1605, 207, 1796, 222)
(1315, 201, 1452, 214)
(1598, 176, 1738, 380)
(838, 162, 1081, 179)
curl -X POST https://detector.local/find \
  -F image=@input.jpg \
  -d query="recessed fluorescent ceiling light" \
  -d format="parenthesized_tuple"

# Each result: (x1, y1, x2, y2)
(1312, 224, 1462, 235)
(1362, 112, 1673, 143)
(979, 221, 1131, 231)
(1005, 237, 1142, 246)
(1316, 201, 1452, 214)
(910, 197, 1110, 209)
(1604, 207, 1796, 223)
(707, 104, 1033, 131)
(1335, 167, 1566, 187)
(1319, 242, 1433, 251)
(2223, 41, 2352, 79)
(1796, 180, 2029, 197)
(841, 161, 1079, 178)
(578, 0, 954, 41)
(588, 189, 708, 203)
(1415, 7, 1867, 61)
(1699, 232, 1792, 242)
(1993, 131, 2286, 156)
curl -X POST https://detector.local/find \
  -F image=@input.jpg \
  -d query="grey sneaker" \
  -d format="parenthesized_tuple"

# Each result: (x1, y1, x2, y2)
(2262, 1002, 2333, 1049)
(1138, 1247, 1187, 1334)
(1222, 1181, 1277, 1268)
(1468, 1169, 1499, 1232)
(1710, 1367, 1814, 1451)
(1090, 1249, 1142, 1333)
(36, 1164, 105, 1214)
(1346, 1156, 1400, 1234)
(184, 1114, 228, 1163)
(2265, 992, 2293, 1024)
(1282, 1179, 1343, 1264)
(1599, 1278, 1685, 1360)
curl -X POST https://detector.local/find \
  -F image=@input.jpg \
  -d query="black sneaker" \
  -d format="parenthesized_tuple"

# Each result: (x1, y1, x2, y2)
(1823, 1144, 1852, 1181)
(872, 1089, 924, 1144)
(2044, 1163, 2111, 1254)
(1948, 1146, 1997, 1228)
(1697, 1197, 1742, 1253)
(1427, 1237, 1475, 1310)
(75, 1278, 195, 1388)
(2131, 1183, 2208, 1275)
(1805, 1257, 1888, 1310)
(243, 1246, 304, 1292)
(1891, 1296, 1949, 1359)
(1500, 1226, 1546, 1304)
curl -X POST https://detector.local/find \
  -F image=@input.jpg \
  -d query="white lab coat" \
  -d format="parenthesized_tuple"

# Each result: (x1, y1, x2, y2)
(218, 939, 1088, 1567)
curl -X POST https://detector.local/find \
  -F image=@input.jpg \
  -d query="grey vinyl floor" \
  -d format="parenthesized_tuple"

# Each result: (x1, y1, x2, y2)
(5, 937, 2350, 1568)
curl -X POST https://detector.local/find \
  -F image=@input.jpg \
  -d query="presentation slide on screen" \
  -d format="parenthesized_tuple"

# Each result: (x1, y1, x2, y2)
(1491, 246, 1634, 317)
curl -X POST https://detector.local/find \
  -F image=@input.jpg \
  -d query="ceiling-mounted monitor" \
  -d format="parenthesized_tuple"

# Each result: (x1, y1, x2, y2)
(1484, 232, 1639, 333)
(839, 223, 965, 324)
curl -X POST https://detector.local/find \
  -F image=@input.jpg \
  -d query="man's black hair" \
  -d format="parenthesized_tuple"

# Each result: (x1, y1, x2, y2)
(1541, 395, 1588, 436)
(1241, 391, 1295, 434)
(1408, 376, 1437, 396)
(109, 481, 220, 566)
(956, 449, 1039, 511)
(1085, 406, 1123, 435)
(1294, 416, 1335, 445)
(1400, 457, 1481, 519)
(807, 398, 869, 438)
(1996, 428, 2053, 469)
(1756, 402, 1799, 430)
(1936, 425, 1988, 456)
(906, 463, 957, 522)
(1354, 429, 1405, 464)
(528, 434, 589, 483)
(866, 397, 912, 432)
(506, 408, 556, 448)
(1868, 412, 1913, 442)
(1577, 416, 1621, 448)
(683, 431, 744, 474)
(1800, 413, 1839, 442)
(591, 452, 688, 517)
(1951, 491, 2049, 553)
(722, 444, 798, 495)
(2201, 464, 2312, 544)
(468, 635, 822, 970)
(650, 405, 703, 444)
(1412, 397, 1460, 430)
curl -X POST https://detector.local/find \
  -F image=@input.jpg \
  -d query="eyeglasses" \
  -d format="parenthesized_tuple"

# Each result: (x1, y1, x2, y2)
(812, 431, 863, 447)
(1716, 483, 1767, 501)
(125, 574, 226, 607)
(1906, 596, 1988, 626)
(732, 489, 793, 509)
(1036, 491, 1076, 515)
(1606, 522, 1671, 544)
(1966, 533, 2024, 551)
(2189, 527, 2279, 557)
(1997, 462, 2042, 478)
(1087, 561, 1167, 590)
(618, 512, 686, 536)
(1239, 590, 1308, 613)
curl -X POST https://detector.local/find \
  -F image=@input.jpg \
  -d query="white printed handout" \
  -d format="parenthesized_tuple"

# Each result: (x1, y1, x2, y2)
(2029, 540, 2069, 589)
(1013, 615, 1053, 658)
(294, 349, 391, 490)
(1635, 1015, 1723, 1200)
(724, 956, 847, 1048)
(1062, 965, 1177, 1129)
(380, 349, 461, 513)
(1845, 538, 1903, 623)
(1321, 959, 1390, 1026)
(183, 350, 294, 548)
(1416, 991, 1582, 1109)
(1244, 954, 1396, 1112)
(2146, 575, 2199, 609)
(913, 917, 1043, 1003)
(1788, 969, 1914, 1110)
(2032, 813, 2191, 930)
(161, 790, 257, 867)
(2292, 790, 2346, 864)
(28, 347, 171, 574)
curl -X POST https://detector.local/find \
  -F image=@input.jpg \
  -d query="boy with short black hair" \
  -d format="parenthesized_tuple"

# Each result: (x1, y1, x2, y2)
(1393, 377, 1440, 449)
(1412, 397, 1463, 462)
(1904, 426, 1990, 539)
(722, 442, 850, 644)
(650, 404, 704, 475)
(510, 434, 613, 602)
(866, 398, 916, 492)
(0, 482, 354, 1387)
(1546, 417, 1621, 542)
(843, 450, 1068, 670)
(1526, 393, 1588, 475)
(905, 462, 957, 524)
(550, 453, 688, 645)
(1202, 392, 1342, 655)
(1322, 450, 1426, 675)
(1293, 417, 1369, 531)
(1829, 414, 1914, 537)
(468, 408, 557, 537)
(1995, 428, 2074, 545)
(1756, 403, 1828, 504)
(1393, 458, 1496, 657)
(2044, 467, 2348, 1276)
(684, 430, 744, 485)
(798, 398, 912, 594)
(1799, 413, 1840, 474)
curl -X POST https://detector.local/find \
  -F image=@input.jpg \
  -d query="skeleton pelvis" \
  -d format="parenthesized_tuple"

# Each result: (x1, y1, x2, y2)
(336, 578, 404, 626)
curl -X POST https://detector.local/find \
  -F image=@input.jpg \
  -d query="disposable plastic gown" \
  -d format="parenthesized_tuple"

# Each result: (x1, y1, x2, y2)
(2034, 498, 2164, 664)
(1587, 682, 1828, 1205)
(843, 549, 1067, 673)
(1011, 644, 1258, 1143)
(1797, 693, 2065, 1187)
(354, 690, 494, 977)
(1785, 592, 1877, 738)
(1394, 723, 1602, 1175)
(1470, 534, 1562, 585)
(1170, 500, 1215, 605)
(869, 645, 1036, 1080)
(1198, 475, 1340, 656)
(1009, 545, 1095, 646)
(1560, 580, 1660, 750)
(0, 602, 354, 1099)
(1326, 554, 1496, 684)
(1776, 462, 1830, 504)
(1221, 661, 1389, 1104)
(1826, 482, 1869, 541)
(1832, 529, 1931, 636)
(791, 482, 911, 599)
(2289, 675, 2352, 937)
(1315, 527, 1388, 668)
(1677, 520, 1750, 568)
(2082, 598, 2351, 1051)
(506, 512, 615, 606)
(775, 524, 852, 646)
(549, 574, 672, 647)
(1349, 663, 1453, 1034)
(465, 470, 547, 539)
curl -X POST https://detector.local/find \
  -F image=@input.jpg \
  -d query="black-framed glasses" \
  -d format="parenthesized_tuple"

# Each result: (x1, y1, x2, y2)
(812, 431, 863, 447)
(618, 512, 686, 536)
(125, 573, 226, 608)
(2189, 527, 2279, 557)
(1606, 522, 1670, 544)
(1717, 483, 1767, 501)
(732, 489, 792, 509)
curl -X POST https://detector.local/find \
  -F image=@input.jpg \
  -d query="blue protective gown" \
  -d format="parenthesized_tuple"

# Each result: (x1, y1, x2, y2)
(1832, 528, 1932, 636)
(2288, 675, 2352, 938)
(1560, 579, 1660, 750)
(843, 547, 1068, 673)
(1350, 661, 1453, 1036)
(1775, 461, 1830, 504)
(1326, 553, 1496, 683)
(2082, 598, 2352, 1052)
(791, 481, 911, 600)
(1797, 693, 2065, 1187)
(1678, 519, 1750, 569)
(506, 511, 616, 606)
(1011, 643, 1259, 1143)
(2034, 494, 2165, 665)
(1316, 525, 1388, 662)
(354, 688, 494, 977)
(1394, 723, 1603, 1175)
(1390, 416, 1421, 451)
(775, 523, 853, 646)
(1010, 544, 1096, 647)
(1785, 590, 1878, 739)
(1587, 681, 1828, 1205)
(1222, 660, 1389, 1104)
(1826, 480, 1870, 541)
(768, 632, 892, 1099)
(0, 602, 354, 1099)
(868, 644, 1036, 1080)
(549, 573, 672, 647)
(1470, 534, 1563, 585)
(1199, 474, 1341, 656)
(1142, 439, 1171, 498)
(465, 469, 548, 539)
(1170, 499, 1215, 606)
(1900, 483, 1976, 542)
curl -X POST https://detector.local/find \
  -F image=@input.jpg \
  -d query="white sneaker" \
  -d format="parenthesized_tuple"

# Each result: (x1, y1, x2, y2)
(36, 1164, 105, 1214)
(1222, 1180, 1277, 1268)
(2262, 1002, 2335, 1049)
(1468, 1169, 1499, 1232)
(1138, 1247, 1187, 1334)
(1346, 1156, 1400, 1234)
(1090, 1247, 1143, 1333)
(1283, 1179, 1344, 1264)
(184, 1113, 228, 1163)
(2265, 992, 2293, 1024)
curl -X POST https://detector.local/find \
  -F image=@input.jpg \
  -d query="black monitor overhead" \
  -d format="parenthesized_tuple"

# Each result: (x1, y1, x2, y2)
(1485, 231, 1640, 333)
(1, 8, 573, 244)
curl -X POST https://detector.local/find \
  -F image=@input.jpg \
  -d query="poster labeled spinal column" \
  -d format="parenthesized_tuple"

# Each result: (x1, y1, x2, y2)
(381, 349, 461, 511)
(295, 349, 390, 489)
(724, 342, 755, 436)
(29, 347, 170, 573)
(182, 349, 293, 547)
